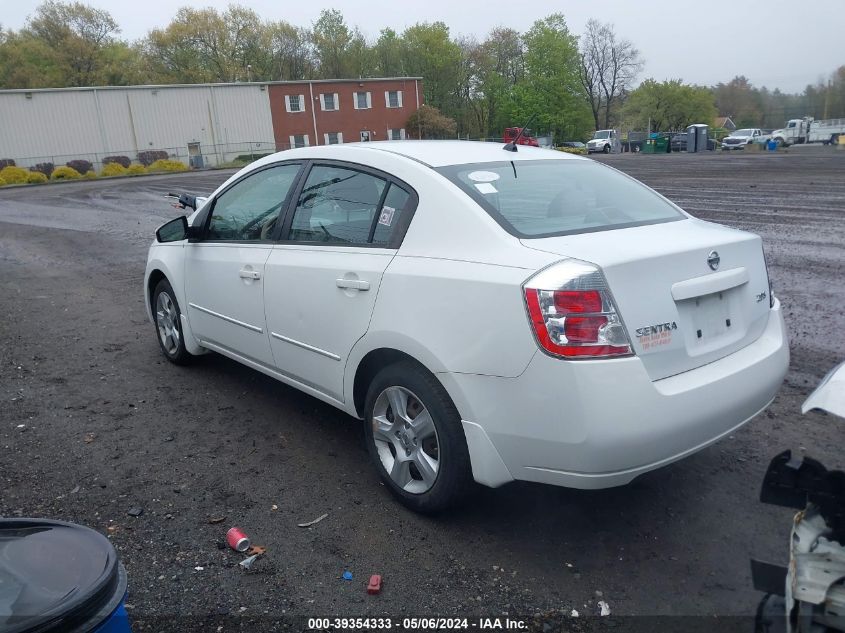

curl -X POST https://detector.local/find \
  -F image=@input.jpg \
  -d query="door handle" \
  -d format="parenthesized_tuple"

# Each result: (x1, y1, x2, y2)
(336, 278, 370, 291)
(239, 269, 261, 280)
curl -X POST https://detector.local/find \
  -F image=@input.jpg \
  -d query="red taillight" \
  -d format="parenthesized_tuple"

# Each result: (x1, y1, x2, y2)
(523, 260, 633, 359)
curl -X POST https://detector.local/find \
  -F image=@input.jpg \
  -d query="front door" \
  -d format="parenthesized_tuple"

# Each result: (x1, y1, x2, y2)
(184, 162, 303, 366)
(264, 163, 416, 400)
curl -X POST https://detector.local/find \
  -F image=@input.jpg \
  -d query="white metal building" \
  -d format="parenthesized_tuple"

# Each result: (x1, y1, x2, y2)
(0, 83, 277, 170)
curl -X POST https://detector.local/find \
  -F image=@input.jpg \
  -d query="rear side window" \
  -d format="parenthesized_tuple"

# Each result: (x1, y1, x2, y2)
(437, 160, 683, 238)
(286, 164, 415, 246)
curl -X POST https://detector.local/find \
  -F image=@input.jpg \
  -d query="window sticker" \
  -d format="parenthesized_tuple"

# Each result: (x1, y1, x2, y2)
(467, 170, 500, 183)
(474, 182, 498, 194)
(378, 206, 396, 226)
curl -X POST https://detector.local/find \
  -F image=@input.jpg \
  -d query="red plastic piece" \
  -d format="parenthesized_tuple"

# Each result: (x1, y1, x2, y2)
(367, 574, 382, 594)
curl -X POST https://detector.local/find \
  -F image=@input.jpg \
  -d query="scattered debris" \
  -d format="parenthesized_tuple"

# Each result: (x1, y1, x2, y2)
(570, 609, 579, 617)
(246, 545, 266, 557)
(16, 424, 26, 429)
(239, 555, 259, 570)
(367, 574, 382, 595)
(271, 504, 278, 511)
(127, 507, 143, 517)
(107, 525, 118, 533)
(565, 562, 573, 568)
(342, 571, 353, 581)
(84, 433, 96, 443)
(226, 527, 250, 552)
(298, 513, 328, 528)
(598, 601, 611, 617)
(194, 566, 204, 571)
(70, 485, 80, 494)
(208, 516, 226, 524)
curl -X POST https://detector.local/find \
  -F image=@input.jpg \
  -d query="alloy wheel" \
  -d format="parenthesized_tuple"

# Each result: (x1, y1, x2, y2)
(371, 386, 440, 494)
(156, 291, 181, 355)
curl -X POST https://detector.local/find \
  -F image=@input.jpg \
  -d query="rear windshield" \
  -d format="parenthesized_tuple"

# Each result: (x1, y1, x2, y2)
(437, 159, 684, 238)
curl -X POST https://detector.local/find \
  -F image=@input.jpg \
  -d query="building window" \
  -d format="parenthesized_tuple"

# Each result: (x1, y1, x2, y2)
(320, 93, 339, 111)
(385, 90, 403, 108)
(285, 94, 305, 113)
(324, 132, 343, 145)
(387, 128, 406, 141)
(354, 91, 372, 110)
(289, 134, 309, 148)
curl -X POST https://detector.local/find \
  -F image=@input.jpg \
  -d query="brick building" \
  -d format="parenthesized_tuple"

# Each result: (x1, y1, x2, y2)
(0, 77, 424, 171)
(268, 77, 423, 148)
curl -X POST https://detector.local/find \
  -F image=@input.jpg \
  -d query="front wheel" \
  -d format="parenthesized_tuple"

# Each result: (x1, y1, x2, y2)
(603, 144, 611, 154)
(152, 279, 193, 365)
(364, 362, 472, 513)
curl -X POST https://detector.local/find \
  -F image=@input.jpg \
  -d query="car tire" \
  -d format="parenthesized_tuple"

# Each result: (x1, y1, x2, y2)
(364, 361, 472, 513)
(603, 144, 610, 154)
(152, 279, 193, 365)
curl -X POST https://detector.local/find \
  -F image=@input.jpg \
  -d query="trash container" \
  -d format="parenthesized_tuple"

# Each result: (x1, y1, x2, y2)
(642, 139, 656, 154)
(0, 519, 130, 633)
(653, 136, 669, 153)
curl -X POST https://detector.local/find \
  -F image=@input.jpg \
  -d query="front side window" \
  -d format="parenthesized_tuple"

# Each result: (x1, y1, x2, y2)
(207, 164, 301, 241)
(437, 160, 683, 238)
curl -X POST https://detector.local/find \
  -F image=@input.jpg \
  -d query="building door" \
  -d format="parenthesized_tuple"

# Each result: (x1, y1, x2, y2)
(360, 130, 372, 142)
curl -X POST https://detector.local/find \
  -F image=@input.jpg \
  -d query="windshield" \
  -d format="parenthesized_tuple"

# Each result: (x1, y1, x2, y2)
(437, 160, 684, 238)
(592, 130, 611, 139)
(733, 129, 755, 136)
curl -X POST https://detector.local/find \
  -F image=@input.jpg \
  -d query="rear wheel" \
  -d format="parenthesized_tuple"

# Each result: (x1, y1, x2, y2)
(364, 362, 472, 513)
(153, 279, 193, 365)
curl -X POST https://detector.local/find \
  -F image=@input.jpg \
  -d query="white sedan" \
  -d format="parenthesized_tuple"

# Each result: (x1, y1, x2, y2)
(145, 141, 789, 512)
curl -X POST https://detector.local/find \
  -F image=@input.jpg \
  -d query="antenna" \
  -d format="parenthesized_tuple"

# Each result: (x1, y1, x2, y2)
(503, 114, 537, 152)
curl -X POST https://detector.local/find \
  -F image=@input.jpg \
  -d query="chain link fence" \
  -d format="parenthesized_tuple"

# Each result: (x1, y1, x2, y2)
(1, 140, 297, 175)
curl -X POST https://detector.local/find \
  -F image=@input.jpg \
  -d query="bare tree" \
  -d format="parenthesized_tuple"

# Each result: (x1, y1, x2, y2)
(579, 20, 642, 129)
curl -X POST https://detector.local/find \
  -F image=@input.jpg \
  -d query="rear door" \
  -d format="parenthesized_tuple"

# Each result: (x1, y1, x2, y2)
(183, 162, 303, 366)
(263, 162, 417, 401)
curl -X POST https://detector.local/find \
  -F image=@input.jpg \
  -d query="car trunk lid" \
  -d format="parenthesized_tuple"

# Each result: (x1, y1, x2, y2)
(522, 219, 772, 381)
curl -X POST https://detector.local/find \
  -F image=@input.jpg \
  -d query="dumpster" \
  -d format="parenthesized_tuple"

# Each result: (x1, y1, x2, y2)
(0, 519, 130, 633)
(641, 136, 668, 153)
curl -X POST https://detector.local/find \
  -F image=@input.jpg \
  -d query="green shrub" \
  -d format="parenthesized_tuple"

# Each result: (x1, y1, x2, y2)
(84, 170, 97, 179)
(556, 146, 587, 155)
(0, 165, 30, 184)
(148, 159, 188, 172)
(234, 152, 271, 163)
(0, 177, 6, 187)
(51, 166, 82, 180)
(27, 171, 48, 184)
(127, 164, 147, 175)
(101, 162, 128, 177)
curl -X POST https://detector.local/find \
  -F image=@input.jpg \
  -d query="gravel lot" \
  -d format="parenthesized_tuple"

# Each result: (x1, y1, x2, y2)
(1, 147, 843, 630)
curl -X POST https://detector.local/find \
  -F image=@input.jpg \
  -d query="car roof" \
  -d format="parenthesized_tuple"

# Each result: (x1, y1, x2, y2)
(259, 140, 582, 169)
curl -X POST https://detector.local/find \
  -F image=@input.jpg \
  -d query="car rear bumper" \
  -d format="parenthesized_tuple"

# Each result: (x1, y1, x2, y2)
(444, 299, 788, 489)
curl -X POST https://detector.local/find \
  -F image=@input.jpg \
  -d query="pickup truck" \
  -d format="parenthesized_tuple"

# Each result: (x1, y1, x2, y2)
(720, 128, 768, 150)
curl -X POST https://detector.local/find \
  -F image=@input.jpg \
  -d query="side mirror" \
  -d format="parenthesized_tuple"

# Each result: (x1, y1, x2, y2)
(156, 216, 200, 242)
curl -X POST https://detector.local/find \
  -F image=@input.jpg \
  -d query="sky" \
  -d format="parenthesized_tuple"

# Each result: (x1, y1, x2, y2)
(3, 0, 842, 93)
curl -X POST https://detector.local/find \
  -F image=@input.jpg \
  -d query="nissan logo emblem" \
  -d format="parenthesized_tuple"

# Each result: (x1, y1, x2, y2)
(707, 251, 720, 271)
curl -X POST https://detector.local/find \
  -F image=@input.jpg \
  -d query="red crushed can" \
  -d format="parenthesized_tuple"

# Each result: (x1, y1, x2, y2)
(226, 527, 250, 552)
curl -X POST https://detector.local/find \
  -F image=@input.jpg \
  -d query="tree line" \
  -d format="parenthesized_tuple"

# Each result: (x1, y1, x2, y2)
(1, 1, 843, 141)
